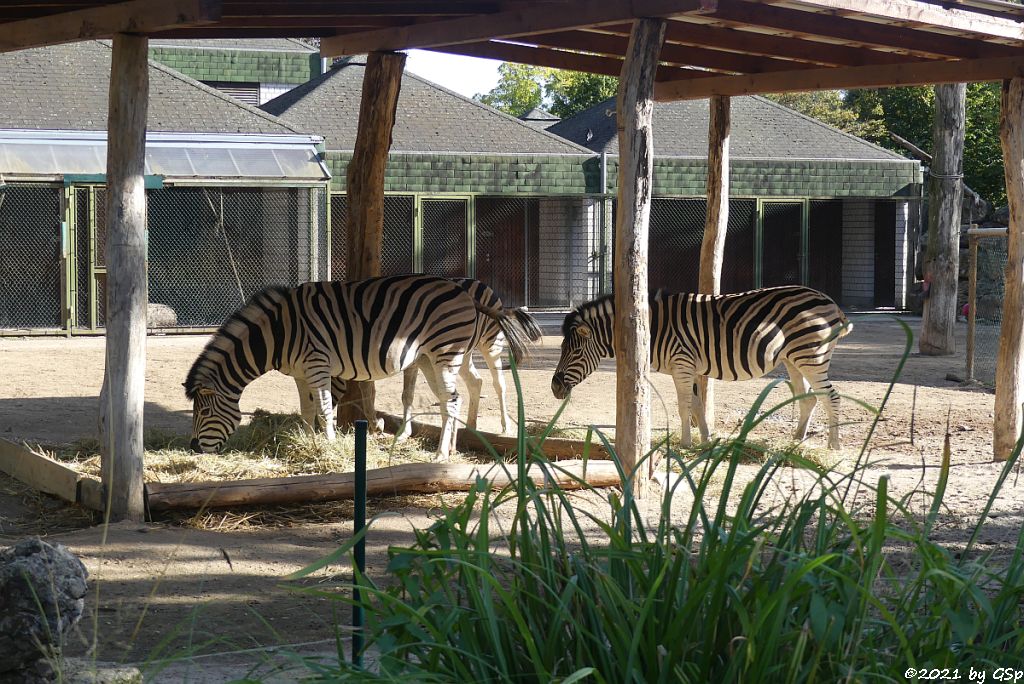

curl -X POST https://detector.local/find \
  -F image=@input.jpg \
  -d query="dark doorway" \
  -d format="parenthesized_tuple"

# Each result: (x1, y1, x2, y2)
(874, 201, 897, 307)
(421, 199, 468, 278)
(808, 200, 843, 302)
(761, 201, 803, 287)
(475, 197, 537, 307)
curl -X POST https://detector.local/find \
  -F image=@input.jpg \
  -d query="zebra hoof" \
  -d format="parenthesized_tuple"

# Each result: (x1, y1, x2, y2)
(374, 418, 385, 433)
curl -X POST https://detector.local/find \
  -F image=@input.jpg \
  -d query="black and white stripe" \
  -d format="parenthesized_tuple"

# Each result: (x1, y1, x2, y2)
(322, 278, 542, 437)
(184, 275, 534, 457)
(551, 285, 852, 448)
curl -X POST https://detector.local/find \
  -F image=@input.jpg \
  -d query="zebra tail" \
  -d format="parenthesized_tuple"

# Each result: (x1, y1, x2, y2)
(511, 307, 543, 342)
(474, 301, 535, 363)
(836, 310, 854, 338)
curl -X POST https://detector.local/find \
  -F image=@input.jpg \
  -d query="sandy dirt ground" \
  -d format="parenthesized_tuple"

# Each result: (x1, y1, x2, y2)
(1, 315, 1021, 681)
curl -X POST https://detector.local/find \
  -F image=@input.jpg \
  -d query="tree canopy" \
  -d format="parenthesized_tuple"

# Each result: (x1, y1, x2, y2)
(474, 63, 616, 119)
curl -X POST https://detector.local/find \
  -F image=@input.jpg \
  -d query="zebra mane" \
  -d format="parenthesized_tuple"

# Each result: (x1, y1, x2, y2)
(183, 285, 290, 399)
(561, 295, 614, 337)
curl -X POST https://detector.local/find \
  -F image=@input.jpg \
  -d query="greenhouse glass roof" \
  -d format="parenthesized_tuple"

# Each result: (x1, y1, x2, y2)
(0, 131, 329, 183)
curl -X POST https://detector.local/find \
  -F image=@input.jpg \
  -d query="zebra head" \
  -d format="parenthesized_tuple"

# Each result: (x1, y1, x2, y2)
(185, 382, 242, 453)
(552, 298, 613, 399)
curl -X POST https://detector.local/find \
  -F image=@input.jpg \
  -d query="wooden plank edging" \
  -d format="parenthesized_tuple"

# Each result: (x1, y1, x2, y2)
(376, 412, 612, 461)
(144, 459, 621, 511)
(0, 437, 82, 503)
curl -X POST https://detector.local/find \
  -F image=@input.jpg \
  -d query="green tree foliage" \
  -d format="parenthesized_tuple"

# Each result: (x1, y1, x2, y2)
(544, 71, 618, 118)
(475, 65, 616, 119)
(845, 85, 1005, 207)
(475, 63, 548, 117)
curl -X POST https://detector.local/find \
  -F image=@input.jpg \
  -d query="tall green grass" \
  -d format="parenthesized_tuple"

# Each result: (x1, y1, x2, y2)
(287, 331, 1024, 682)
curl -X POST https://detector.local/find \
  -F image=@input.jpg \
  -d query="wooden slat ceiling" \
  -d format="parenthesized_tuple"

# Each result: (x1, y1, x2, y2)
(3, 0, 1024, 99)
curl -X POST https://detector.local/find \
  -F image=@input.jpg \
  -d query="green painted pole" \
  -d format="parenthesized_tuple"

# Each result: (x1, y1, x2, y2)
(353, 419, 367, 668)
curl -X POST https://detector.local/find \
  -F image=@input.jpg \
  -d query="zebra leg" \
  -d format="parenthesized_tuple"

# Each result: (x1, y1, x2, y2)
(295, 378, 318, 434)
(482, 347, 511, 434)
(689, 383, 711, 443)
(430, 364, 462, 460)
(672, 370, 699, 447)
(460, 356, 484, 432)
(397, 365, 420, 442)
(804, 371, 841, 449)
(784, 361, 817, 442)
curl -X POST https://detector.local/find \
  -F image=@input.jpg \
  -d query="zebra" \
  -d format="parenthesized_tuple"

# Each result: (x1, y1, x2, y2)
(184, 275, 534, 459)
(314, 278, 542, 439)
(550, 285, 852, 449)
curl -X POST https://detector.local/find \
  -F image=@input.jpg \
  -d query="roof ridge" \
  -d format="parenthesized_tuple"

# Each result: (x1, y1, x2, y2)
(96, 40, 305, 135)
(401, 69, 595, 154)
(750, 94, 910, 162)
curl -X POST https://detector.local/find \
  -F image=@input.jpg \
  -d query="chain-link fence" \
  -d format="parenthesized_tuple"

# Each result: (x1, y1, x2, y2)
(330, 194, 414, 280)
(0, 184, 63, 330)
(2, 182, 327, 332)
(966, 227, 1007, 387)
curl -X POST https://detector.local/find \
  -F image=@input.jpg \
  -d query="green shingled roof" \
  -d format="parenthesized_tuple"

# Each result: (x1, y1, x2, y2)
(261, 58, 591, 155)
(0, 41, 301, 135)
(547, 96, 914, 162)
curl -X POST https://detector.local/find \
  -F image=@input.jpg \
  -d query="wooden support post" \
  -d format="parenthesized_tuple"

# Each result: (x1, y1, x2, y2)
(696, 94, 730, 435)
(99, 33, 149, 522)
(338, 51, 406, 429)
(614, 18, 665, 497)
(920, 83, 966, 356)
(994, 77, 1024, 461)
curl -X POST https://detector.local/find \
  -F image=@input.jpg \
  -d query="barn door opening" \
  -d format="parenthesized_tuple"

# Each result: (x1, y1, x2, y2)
(419, 198, 469, 278)
(475, 197, 538, 307)
(874, 201, 897, 307)
(759, 200, 805, 287)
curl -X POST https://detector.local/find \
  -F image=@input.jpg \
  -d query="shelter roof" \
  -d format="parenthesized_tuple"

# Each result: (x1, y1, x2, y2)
(149, 37, 316, 52)
(547, 95, 911, 162)
(3, 1, 1023, 99)
(261, 58, 592, 155)
(0, 40, 301, 135)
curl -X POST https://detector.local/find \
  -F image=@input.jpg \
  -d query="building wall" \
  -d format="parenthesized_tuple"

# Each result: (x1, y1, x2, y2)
(841, 199, 875, 308)
(895, 201, 910, 309)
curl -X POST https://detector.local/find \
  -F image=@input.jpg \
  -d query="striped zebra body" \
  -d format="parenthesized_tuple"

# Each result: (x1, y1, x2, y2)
(551, 285, 852, 448)
(184, 275, 532, 458)
(325, 278, 542, 437)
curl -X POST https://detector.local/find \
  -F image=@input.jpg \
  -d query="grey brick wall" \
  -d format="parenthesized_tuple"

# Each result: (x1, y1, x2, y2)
(842, 199, 875, 307)
(895, 201, 909, 310)
(536, 198, 600, 307)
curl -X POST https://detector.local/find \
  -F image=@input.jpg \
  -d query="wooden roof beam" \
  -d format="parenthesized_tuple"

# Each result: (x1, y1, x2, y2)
(654, 53, 1024, 100)
(219, 1, 501, 17)
(319, 0, 713, 57)
(604, 21, 918, 67)
(0, 0, 221, 53)
(693, 0, 1021, 59)
(538, 28, 817, 73)
(430, 41, 707, 81)
(784, 0, 1024, 42)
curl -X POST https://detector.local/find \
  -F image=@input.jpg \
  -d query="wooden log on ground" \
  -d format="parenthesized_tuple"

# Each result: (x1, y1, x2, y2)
(696, 94, 731, 432)
(0, 438, 82, 504)
(994, 77, 1024, 460)
(100, 33, 149, 522)
(375, 412, 612, 460)
(144, 460, 622, 511)
(614, 18, 665, 497)
(338, 51, 406, 429)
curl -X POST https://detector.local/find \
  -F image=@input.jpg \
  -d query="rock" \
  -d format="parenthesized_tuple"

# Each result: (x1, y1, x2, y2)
(147, 303, 177, 328)
(0, 539, 88, 682)
(994, 205, 1010, 224)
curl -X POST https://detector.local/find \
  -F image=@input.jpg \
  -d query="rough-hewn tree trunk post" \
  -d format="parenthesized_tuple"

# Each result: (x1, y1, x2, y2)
(614, 18, 665, 497)
(920, 83, 966, 356)
(994, 78, 1024, 460)
(99, 33, 149, 522)
(696, 95, 730, 435)
(338, 51, 406, 429)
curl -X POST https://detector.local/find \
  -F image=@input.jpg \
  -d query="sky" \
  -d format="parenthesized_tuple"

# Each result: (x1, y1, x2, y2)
(403, 49, 502, 99)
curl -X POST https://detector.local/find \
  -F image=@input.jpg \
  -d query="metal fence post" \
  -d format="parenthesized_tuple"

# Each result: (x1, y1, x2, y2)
(967, 232, 978, 381)
(352, 418, 367, 668)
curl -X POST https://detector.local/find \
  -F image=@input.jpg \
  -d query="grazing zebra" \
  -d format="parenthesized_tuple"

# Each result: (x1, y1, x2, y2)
(315, 278, 542, 438)
(551, 285, 852, 449)
(184, 275, 534, 459)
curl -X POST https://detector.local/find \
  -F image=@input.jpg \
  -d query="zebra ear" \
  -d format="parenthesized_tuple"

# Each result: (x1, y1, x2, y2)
(576, 324, 592, 339)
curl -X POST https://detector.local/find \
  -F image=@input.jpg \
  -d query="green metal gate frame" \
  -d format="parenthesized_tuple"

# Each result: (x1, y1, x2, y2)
(755, 198, 811, 288)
